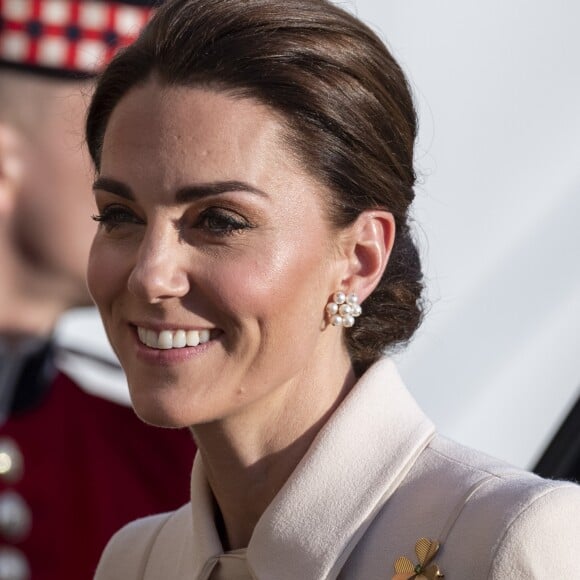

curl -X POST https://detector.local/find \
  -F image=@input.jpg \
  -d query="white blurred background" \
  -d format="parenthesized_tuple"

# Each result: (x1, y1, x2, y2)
(56, 0, 580, 469)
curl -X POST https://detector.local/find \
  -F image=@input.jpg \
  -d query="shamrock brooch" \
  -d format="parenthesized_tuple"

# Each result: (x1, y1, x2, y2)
(392, 537, 444, 580)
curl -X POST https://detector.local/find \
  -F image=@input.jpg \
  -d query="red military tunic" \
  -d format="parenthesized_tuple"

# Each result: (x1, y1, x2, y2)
(0, 371, 195, 579)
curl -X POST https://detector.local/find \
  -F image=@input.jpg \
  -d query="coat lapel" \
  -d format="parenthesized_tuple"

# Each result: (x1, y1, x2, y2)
(248, 358, 435, 579)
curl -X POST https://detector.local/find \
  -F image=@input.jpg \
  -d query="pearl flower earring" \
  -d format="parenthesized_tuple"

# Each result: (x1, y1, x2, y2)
(326, 291, 362, 328)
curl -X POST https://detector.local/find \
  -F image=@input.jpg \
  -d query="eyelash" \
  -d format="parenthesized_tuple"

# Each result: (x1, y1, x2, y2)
(92, 206, 252, 237)
(91, 206, 140, 231)
(196, 208, 253, 236)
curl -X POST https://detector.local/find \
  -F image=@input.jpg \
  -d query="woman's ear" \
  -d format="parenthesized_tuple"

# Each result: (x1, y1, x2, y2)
(338, 210, 395, 302)
(0, 123, 24, 218)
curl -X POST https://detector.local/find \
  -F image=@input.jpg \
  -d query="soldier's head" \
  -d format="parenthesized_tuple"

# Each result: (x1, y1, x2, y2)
(0, 0, 156, 333)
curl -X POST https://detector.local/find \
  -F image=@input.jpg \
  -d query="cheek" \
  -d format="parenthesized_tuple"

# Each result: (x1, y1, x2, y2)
(208, 235, 329, 331)
(211, 242, 331, 384)
(19, 152, 95, 268)
(87, 238, 129, 311)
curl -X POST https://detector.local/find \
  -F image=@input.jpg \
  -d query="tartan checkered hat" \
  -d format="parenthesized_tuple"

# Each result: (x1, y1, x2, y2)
(0, 0, 158, 77)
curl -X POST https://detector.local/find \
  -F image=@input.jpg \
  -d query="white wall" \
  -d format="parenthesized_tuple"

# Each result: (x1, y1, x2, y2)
(57, 0, 580, 469)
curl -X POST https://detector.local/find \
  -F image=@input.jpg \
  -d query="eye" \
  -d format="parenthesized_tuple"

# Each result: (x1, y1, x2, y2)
(196, 207, 252, 236)
(92, 205, 143, 232)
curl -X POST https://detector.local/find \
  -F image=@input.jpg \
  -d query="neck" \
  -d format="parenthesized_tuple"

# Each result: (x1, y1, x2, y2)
(0, 245, 68, 338)
(192, 347, 355, 550)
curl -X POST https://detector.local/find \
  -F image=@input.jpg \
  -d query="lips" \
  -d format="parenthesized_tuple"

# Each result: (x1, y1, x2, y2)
(136, 327, 212, 350)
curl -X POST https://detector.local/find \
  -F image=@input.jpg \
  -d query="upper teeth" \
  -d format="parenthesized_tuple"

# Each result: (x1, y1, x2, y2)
(137, 327, 211, 349)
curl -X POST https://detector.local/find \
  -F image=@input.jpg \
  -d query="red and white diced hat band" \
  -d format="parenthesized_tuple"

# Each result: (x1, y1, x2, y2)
(0, 0, 156, 77)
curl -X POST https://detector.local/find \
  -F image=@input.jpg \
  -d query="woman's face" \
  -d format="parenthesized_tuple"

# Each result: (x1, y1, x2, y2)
(88, 81, 348, 427)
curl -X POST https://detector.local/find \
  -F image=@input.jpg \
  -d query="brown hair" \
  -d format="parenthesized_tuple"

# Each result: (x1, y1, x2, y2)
(86, 0, 424, 374)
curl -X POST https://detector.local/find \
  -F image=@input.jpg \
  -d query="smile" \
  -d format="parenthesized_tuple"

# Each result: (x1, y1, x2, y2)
(136, 327, 212, 350)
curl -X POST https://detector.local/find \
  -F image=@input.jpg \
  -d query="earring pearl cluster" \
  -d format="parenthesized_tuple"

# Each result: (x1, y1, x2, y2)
(326, 291, 362, 328)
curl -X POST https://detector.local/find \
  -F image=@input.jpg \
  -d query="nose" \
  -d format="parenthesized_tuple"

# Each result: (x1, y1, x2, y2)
(127, 229, 190, 303)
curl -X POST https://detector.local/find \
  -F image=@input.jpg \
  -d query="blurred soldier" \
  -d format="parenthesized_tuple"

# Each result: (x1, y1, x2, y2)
(0, 2, 195, 579)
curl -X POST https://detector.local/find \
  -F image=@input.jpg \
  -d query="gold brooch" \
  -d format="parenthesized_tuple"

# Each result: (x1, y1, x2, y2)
(392, 537, 444, 580)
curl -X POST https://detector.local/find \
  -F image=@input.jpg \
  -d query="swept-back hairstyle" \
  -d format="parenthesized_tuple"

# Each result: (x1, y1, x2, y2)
(86, 0, 424, 374)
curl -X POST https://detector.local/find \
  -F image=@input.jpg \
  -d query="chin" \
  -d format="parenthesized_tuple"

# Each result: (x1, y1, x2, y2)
(128, 381, 224, 429)
(126, 384, 196, 428)
(131, 399, 196, 429)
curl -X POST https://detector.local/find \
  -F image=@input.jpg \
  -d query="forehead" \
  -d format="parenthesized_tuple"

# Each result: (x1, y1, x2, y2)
(0, 71, 90, 135)
(101, 80, 290, 185)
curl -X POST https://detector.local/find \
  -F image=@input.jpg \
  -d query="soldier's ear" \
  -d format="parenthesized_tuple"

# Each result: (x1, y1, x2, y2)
(0, 123, 25, 218)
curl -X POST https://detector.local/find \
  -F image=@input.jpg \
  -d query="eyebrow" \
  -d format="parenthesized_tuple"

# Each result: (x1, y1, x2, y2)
(92, 177, 268, 202)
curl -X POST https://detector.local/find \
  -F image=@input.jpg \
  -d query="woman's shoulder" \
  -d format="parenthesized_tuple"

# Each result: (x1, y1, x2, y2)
(351, 434, 580, 578)
(487, 479, 580, 577)
(425, 435, 580, 521)
(423, 434, 578, 502)
(94, 504, 192, 580)
(412, 435, 580, 576)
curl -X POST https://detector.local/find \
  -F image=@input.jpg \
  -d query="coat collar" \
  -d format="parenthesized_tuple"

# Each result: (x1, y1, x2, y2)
(189, 358, 435, 579)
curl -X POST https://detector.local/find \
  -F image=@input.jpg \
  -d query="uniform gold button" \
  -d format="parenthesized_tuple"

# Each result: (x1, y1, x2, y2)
(0, 546, 30, 580)
(0, 492, 31, 542)
(0, 440, 23, 484)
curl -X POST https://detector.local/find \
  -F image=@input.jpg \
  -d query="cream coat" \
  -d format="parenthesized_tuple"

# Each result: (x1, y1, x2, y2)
(95, 359, 580, 579)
